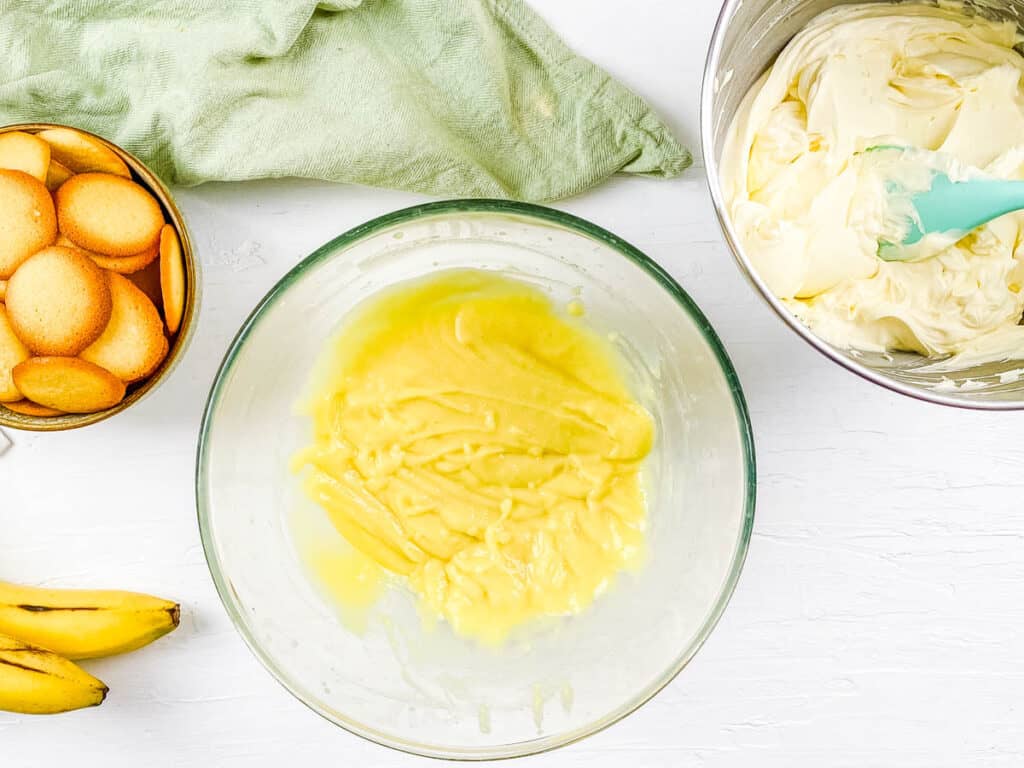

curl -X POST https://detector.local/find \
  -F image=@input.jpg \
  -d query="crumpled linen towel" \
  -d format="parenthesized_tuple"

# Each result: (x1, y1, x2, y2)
(0, 0, 690, 200)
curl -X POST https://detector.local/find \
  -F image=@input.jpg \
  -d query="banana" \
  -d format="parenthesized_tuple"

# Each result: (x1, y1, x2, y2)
(0, 632, 107, 714)
(0, 581, 180, 660)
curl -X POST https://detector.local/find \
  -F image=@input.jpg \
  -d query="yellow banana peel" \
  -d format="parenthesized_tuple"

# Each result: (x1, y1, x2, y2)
(0, 581, 180, 660)
(0, 632, 107, 714)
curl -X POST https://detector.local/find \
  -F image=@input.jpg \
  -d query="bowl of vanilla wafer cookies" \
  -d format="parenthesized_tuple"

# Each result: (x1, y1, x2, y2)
(0, 124, 197, 431)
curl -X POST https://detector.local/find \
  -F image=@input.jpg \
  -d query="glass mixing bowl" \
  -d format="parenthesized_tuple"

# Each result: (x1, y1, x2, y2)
(196, 200, 755, 759)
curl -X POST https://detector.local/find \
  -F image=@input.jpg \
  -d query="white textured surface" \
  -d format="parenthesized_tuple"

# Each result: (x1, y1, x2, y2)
(3, 1, 1023, 765)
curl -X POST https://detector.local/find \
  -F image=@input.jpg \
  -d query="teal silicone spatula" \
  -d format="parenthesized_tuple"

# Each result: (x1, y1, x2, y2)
(868, 145, 1024, 263)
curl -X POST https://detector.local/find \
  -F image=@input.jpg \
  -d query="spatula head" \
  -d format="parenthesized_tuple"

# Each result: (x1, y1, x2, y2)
(864, 146, 997, 263)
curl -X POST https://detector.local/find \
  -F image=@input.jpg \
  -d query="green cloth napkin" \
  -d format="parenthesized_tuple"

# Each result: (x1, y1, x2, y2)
(0, 0, 690, 201)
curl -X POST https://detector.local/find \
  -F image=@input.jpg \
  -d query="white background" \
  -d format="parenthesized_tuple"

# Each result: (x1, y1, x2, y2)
(3, 1, 1023, 765)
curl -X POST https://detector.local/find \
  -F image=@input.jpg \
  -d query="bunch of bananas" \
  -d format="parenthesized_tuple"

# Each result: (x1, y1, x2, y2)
(0, 580, 179, 714)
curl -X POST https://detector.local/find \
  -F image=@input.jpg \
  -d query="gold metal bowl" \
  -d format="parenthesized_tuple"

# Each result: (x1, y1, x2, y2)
(0, 123, 199, 432)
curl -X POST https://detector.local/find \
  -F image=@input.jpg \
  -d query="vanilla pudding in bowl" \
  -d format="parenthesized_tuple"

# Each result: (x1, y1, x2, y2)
(291, 268, 656, 647)
(197, 200, 754, 759)
(703, 0, 1024, 408)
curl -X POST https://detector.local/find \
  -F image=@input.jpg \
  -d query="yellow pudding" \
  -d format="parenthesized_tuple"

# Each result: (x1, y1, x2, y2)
(293, 270, 654, 645)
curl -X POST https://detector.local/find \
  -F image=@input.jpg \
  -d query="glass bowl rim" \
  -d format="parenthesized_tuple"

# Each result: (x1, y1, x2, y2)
(195, 198, 757, 760)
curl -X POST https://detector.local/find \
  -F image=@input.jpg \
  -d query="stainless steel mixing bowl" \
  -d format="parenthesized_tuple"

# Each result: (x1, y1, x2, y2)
(701, 0, 1024, 409)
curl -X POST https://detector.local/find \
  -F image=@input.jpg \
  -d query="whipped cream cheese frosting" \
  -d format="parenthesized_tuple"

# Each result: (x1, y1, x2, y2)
(723, 2, 1024, 360)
